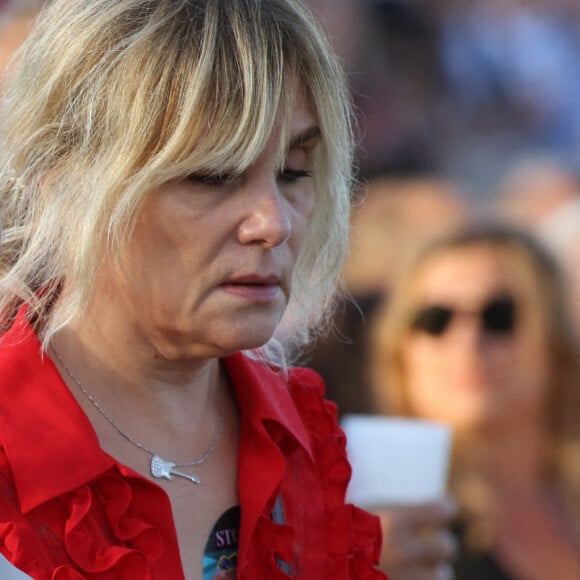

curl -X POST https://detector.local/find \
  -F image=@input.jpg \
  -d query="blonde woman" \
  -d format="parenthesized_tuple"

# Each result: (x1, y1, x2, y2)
(0, 0, 384, 578)
(371, 223, 580, 580)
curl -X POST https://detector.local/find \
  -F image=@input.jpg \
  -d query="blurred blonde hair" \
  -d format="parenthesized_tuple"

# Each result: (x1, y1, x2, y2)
(0, 0, 355, 365)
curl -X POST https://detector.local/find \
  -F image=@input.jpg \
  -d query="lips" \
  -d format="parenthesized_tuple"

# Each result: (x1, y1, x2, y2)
(219, 274, 282, 301)
(223, 274, 281, 286)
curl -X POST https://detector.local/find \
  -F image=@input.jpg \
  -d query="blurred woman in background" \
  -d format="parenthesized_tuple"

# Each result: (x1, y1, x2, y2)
(370, 223, 580, 580)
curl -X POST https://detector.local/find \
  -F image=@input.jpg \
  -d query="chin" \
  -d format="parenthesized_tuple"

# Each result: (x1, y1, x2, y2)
(236, 333, 277, 353)
(228, 312, 284, 349)
(214, 326, 279, 356)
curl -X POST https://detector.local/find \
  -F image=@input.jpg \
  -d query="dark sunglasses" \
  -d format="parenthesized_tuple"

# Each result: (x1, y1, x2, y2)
(411, 296, 516, 337)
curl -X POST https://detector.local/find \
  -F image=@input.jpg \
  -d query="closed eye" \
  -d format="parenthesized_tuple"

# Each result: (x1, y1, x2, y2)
(186, 173, 234, 187)
(278, 168, 312, 184)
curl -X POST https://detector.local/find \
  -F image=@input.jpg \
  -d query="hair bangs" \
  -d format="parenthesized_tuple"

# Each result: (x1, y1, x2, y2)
(149, 1, 293, 181)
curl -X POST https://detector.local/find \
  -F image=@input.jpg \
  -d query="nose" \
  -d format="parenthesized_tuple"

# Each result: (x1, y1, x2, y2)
(237, 180, 292, 248)
(442, 316, 489, 360)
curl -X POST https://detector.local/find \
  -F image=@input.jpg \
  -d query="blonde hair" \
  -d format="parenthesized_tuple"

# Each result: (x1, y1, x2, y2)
(0, 0, 355, 365)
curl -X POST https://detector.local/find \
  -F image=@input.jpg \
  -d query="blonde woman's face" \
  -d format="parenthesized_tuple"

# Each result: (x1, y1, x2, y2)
(400, 245, 549, 432)
(90, 94, 319, 360)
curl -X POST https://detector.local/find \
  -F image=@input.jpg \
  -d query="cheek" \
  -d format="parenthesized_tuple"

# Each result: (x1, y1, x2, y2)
(123, 228, 172, 282)
(289, 196, 316, 250)
(295, 189, 316, 223)
(403, 337, 444, 378)
(117, 214, 191, 303)
(401, 339, 449, 409)
(499, 335, 550, 402)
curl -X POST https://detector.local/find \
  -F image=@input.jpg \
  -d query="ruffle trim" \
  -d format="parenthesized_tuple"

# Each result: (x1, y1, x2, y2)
(0, 468, 163, 580)
(286, 367, 385, 578)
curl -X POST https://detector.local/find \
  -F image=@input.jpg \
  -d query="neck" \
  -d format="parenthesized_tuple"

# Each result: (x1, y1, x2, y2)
(49, 321, 229, 466)
(57, 301, 220, 394)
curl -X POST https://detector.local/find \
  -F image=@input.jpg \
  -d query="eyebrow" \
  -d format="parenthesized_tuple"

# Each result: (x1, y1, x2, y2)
(289, 126, 321, 149)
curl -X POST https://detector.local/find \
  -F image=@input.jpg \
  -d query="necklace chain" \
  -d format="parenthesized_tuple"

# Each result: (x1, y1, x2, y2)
(49, 346, 225, 468)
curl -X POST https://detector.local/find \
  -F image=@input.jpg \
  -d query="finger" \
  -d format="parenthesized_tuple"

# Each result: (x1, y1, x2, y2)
(398, 497, 457, 528)
(381, 563, 454, 580)
(375, 500, 457, 544)
(373, 497, 457, 535)
(379, 527, 456, 571)
(404, 529, 458, 564)
(436, 563, 455, 580)
(385, 530, 457, 564)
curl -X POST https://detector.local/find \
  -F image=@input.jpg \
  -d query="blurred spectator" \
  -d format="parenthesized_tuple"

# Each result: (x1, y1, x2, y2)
(306, 0, 443, 178)
(309, 0, 580, 197)
(440, 0, 580, 135)
(433, 0, 580, 195)
(369, 222, 580, 579)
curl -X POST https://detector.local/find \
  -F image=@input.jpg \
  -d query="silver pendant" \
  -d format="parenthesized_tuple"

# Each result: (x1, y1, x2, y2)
(150, 455, 201, 484)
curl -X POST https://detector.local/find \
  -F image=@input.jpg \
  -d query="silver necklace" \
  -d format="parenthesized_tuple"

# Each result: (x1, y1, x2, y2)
(50, 346, 225, 485)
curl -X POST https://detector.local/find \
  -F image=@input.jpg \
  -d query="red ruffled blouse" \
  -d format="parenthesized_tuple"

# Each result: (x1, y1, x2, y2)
(0, 312, 385, 579)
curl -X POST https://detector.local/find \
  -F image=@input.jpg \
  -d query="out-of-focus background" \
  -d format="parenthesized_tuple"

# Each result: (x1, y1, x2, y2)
(303, 0, 580, 415)
(308, 0, 580, 197)
(299, 8, 580, 575)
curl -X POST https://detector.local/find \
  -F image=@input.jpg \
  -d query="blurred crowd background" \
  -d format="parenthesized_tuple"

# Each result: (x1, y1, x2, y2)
(301, 0, 580, 414)
(300, 5, 580, 575)
(308, 0, 580, 194)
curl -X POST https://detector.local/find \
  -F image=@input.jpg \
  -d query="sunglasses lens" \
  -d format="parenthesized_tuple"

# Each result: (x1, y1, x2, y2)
(482, 298, 515, 333)
(412, 306, 453, 336)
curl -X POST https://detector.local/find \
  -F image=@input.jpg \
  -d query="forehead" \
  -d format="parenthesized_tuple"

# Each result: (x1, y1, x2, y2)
(267, 86, 319, 162)
(279, 83, 318, 136)
(412, 245, 514, 304)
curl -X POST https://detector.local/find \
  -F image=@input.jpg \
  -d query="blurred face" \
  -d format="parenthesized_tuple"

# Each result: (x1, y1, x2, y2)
(92, 92, 319, 360)
(400, 245, 549, 432)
